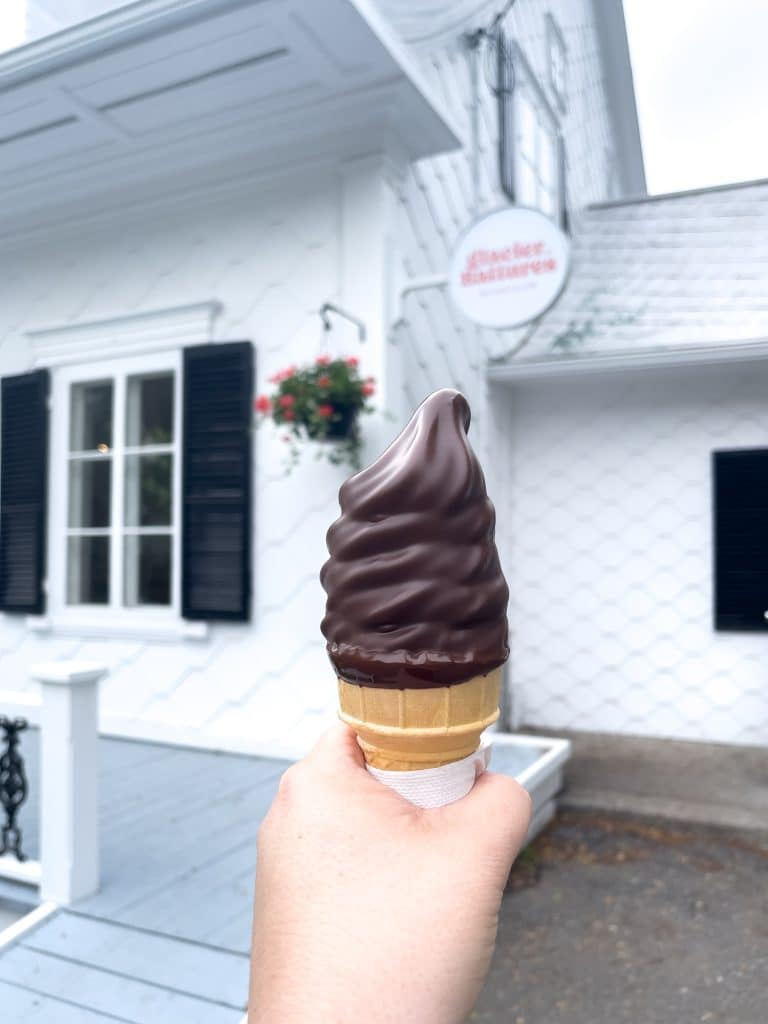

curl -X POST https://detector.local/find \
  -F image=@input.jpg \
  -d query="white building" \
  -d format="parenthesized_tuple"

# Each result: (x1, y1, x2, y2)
(0, 0, 764, 756)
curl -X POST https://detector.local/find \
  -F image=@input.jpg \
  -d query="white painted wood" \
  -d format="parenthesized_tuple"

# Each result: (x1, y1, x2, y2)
(170, 349, 183, 616)
(0, 692, 41, 728)
(340, 155, 399, 408)
(33, 661, 105, 904)
(0, 856, 41, 887)
(488, 337, 768, 380)
(110, 370, 125, 611)
(48, 350, 182, 637)
(0, 0, 460, 238)
(0, 900, 57, 954)
(391, 273, 449, 328)
(28, 614, 208, 643)
(27, 301, 219, 367)
(495, 733, 572, 792)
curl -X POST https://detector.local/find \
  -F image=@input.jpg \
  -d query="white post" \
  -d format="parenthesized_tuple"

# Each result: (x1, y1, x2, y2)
(32, 661, 106, 905)
(340, 154, 404, 450)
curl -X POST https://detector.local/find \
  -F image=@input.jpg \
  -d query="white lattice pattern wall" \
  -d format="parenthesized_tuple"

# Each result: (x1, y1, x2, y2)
(500, 363, 768, 747)
(0, 169, 362, 755)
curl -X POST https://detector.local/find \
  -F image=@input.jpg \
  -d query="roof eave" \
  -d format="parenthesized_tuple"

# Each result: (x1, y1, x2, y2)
(489, 337, 768, 381)
(0, 0, 461, 238)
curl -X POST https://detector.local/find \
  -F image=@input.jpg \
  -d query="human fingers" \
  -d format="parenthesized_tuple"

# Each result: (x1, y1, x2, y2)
(305, 720, 367, 773)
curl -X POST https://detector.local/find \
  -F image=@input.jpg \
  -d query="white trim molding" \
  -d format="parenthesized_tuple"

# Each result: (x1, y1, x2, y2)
(488, 337, 768, 382)
(27, 301, 221, 368)
(47, 349, 185, 636)
(26, 614, 208, 643)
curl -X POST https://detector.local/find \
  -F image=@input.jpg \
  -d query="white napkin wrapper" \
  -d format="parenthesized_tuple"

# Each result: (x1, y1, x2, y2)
(365, 740, 491, 808)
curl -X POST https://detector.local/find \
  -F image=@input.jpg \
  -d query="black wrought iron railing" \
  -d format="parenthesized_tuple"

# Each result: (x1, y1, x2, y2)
(0, 716, 28, 862)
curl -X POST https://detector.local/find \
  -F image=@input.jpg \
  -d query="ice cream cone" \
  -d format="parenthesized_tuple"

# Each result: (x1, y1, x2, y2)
(338, 667, 501, 771)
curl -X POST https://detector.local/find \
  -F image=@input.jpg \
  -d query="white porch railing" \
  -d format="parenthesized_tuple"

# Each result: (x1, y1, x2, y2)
(0, 661, 105, 905)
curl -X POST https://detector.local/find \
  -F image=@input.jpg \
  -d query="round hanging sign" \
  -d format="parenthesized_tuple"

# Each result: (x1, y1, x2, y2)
(449, 206, 570, 329)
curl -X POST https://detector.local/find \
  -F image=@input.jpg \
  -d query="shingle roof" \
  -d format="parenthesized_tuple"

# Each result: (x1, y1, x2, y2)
(506, 179, 768, 365)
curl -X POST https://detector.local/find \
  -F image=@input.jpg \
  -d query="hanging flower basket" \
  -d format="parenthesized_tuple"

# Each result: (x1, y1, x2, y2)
(255, 356, 375, 472)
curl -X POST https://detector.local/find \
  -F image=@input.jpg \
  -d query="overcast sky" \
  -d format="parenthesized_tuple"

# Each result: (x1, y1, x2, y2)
(623, 0, 768, 194)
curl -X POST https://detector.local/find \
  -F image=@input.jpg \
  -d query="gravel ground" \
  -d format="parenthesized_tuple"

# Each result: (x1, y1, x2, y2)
(472, 811, 768, 1024)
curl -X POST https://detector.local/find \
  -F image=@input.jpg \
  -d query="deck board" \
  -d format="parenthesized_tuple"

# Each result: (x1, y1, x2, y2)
(25, 912, 249, 1006)
(0, 733, 289, 1021)
(114, 841, 257, 946)
(0, 945, 243, 1023)
(0, 979, 133, 1023)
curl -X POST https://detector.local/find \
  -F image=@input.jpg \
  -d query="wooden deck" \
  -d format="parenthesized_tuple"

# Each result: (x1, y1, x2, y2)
(2, 731, 289, 1022)
(0, 732, 545, 1022)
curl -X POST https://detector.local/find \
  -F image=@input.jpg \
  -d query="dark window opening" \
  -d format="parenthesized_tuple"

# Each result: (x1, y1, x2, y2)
(713, 448, 768, 631)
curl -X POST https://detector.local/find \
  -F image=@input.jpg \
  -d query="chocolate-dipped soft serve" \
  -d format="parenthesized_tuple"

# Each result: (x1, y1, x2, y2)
(320, 389, 509, 689)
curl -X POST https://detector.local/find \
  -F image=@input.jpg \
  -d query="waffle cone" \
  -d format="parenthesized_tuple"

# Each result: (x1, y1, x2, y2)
(338, 668, 501, 771)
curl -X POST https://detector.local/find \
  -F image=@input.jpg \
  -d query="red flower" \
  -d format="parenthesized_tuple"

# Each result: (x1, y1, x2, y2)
(345, 356, 359, 368)
(316, 355, 331, 366)
(278, 394, 295, 409)
(362, 382, 375, 397)
(317, 374, 331, 388)
(317, 404, 334, 418)
(283, 409, 295, 422)
(254, 395, 271, 413)
(269, 365, 298, 384)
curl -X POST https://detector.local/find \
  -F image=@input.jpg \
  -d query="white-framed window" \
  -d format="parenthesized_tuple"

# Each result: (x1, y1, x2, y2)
(14, 302, 252, 639)
(50, 351, 182, 624)
(498, 34, 565, 226)
(546, 12, 567, 113)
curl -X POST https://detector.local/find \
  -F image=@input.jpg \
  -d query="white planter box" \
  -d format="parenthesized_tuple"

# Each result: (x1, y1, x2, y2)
(489, 733, 572, 841)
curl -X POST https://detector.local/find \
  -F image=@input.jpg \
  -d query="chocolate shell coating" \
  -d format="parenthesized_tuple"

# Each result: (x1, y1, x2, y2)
(320, 389, 509, 688)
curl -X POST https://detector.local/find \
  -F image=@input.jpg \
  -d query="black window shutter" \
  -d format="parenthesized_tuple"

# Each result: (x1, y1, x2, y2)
(182, 342, 253, 621)
(0, 370, 49, 614)
(713, 449, 768, 631)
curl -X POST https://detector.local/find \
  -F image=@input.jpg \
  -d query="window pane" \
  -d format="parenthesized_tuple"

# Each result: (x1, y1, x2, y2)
(124, 454, 172, 527)
(68, 458, 111, 528)
(70, 381, 113, 451)
(516, 160, 538, 208)
(539, 185, 557, 217)
(517, 94, 537, 163)
(67, 536, 109, 604)
(124, 535, 171, 606)
(126, 373, 174, 446)
(539, 129, 557, 191)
